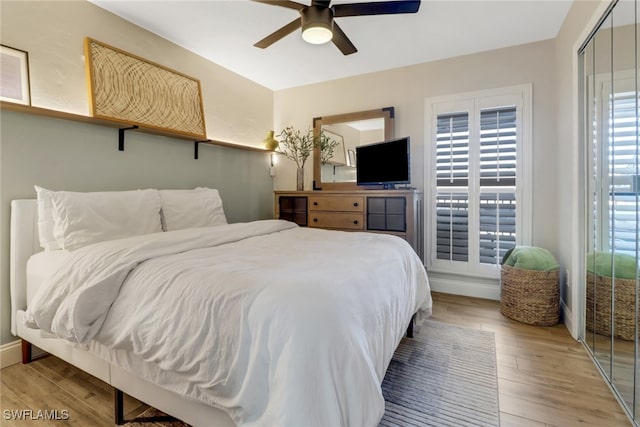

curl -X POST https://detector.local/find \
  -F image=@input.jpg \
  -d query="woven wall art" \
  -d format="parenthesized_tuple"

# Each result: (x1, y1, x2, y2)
(85, 38, 206, 139)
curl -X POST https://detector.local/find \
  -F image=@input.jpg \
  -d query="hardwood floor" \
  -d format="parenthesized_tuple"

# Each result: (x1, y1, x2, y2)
(0, 292, 631, 426)
(430, 292, 631, 426)
(1, 354, 148, 426)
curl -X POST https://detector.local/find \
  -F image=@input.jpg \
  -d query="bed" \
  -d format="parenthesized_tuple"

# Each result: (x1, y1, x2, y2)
(10, 188, 432, 427)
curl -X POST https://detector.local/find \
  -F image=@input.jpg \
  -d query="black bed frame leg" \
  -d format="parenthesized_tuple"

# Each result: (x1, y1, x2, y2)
(406, 313, 416, 338)
(114, 388, 124, 425)
(21, 340, 32, 364)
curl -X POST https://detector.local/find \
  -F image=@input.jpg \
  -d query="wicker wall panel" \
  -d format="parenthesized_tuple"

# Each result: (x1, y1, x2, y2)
(85, 38, 206, 139)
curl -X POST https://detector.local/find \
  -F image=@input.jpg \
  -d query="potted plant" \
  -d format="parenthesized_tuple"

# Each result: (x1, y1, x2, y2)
(277, 127, 314, 191)
(277, 127, 339, 190)
(316, 131, 340, 164)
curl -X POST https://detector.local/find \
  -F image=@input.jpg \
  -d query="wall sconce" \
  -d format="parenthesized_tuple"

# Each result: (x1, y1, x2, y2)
(270, 153, 277, 177)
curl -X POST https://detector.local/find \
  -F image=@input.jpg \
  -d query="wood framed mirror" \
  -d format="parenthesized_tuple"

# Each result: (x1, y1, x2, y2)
(312, 107, 394, 191)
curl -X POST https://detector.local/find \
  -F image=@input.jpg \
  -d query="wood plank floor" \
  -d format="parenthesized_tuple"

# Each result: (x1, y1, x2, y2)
(430, 292, 631, 426)
(0, 292, 632, 426)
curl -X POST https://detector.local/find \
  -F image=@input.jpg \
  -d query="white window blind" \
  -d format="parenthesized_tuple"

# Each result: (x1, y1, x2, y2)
(479, 191, 516, 265)
(480, 107, 517, 186)
(428, 86, 530, 278)
(435, 107, 517, 267)
(608, 90, 639, 257)
(436, 113, 469, 186)
(436, 192, 469, 261)
(479, 106, 517, 265)
(435, 112, 470, 262)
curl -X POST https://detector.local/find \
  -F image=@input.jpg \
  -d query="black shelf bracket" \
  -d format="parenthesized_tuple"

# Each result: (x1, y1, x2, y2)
(118, 126, 138, 151)
(194, 140, 209, 160)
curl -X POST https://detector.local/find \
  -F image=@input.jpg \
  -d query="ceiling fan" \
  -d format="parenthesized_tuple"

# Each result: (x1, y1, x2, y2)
(253, 0, 421, 55)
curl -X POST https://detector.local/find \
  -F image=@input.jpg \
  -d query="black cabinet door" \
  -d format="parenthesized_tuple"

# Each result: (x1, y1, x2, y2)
(366, 197, 406, 232)
(279, 196, 308, 226)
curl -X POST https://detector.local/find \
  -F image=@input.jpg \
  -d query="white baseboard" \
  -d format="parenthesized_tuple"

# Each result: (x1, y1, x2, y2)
(1, 340, 21, 368)
(0, 340, 48, 368)
(428, 274, 500, 300)
(561, 300, 578, 339)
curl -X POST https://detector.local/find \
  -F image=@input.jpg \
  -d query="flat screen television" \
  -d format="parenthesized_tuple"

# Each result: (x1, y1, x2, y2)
(356, 137, 410, 188)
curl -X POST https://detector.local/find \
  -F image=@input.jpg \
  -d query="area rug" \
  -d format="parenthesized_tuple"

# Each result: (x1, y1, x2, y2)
(125, 320, 499, 427)
(379, 319, 500, 426)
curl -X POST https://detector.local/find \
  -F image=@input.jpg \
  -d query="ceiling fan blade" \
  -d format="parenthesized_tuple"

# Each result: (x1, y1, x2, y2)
(312, 0, 332, 6)
(332, 22, 357, 55)
(252, 0, 306, 11)
(333, 0, 420, 17)
(254, 17, 302, 48)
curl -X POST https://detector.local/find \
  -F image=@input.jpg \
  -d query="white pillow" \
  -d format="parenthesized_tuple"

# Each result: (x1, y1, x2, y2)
(51, 189, 162, 250)
(34, 186, 61, 251)
(159, 187, 227, 231)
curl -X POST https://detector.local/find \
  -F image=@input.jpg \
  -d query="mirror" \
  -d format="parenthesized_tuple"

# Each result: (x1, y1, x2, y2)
(586, 7, 613, 383)
(610, 0, 636, 413)
(312, 107, 394, 191)
(581, 0, 640, 421)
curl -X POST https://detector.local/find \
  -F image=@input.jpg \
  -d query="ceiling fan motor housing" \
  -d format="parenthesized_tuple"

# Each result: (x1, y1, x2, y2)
(301, 5, 334, 44)
(254, 0, 421, 54)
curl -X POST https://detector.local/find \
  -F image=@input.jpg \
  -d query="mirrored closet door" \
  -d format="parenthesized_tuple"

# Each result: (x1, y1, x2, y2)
(581, 0, 640, 423)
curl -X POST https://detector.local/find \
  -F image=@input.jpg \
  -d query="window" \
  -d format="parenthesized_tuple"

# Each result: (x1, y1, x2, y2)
(426, 86, 532, 278)
(599, 79, 640, 257)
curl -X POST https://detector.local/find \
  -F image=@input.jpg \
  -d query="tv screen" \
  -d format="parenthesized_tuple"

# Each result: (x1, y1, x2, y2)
(356, 137, 410, 187)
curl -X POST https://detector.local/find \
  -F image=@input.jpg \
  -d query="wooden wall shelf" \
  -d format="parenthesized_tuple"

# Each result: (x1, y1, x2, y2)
(0, 101, 272, 154)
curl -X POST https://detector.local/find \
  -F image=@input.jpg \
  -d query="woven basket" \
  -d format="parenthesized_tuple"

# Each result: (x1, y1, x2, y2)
(585, 272, 637, 341)
(500, 265, 560, 326)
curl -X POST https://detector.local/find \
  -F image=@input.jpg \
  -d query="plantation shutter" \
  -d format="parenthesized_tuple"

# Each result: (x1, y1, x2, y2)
(609, 90, 639, 256)
(428, 86, 530, 276)
(436, 192, 469, 261)
(436, 112, 470, 261)
(478, 106, 517, 265)
(436, 113, 469, 186)
(479, 192, 516, 265)
(479, 107, 517, 186)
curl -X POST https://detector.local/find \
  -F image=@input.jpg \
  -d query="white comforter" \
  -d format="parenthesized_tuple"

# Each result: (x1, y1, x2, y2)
(25, 220, 432, 427)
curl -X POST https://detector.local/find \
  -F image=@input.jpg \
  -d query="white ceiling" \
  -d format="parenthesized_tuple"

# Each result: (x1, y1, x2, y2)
(89, 0, 573, 91)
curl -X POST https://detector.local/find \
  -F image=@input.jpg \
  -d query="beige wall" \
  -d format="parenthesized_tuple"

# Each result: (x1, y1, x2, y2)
(0, 0, 273, 146)
(554, 0, 611, 338)
(274, 39, 560, 268)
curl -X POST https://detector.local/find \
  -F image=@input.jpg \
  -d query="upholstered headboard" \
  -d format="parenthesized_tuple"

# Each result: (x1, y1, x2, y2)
(9, 199, 40, 335)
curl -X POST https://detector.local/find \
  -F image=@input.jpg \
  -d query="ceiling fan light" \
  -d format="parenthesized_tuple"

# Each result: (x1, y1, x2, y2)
(302, 25, 333, 44)
(301, 5, 334, 45)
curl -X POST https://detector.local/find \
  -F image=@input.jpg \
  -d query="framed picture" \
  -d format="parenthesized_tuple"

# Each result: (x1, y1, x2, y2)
(85, 38, 207, 139)
(323, 129, 347, 165)
(348, 149, 357, 167)
(0, 45, 31, 105)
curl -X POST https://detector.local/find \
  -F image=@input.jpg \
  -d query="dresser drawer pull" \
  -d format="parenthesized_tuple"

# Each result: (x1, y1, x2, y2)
(353, 202, 359, 207)
(313, 202, 318, 206)
(313, 218, 318, 222)
(353, 220, 359, 225)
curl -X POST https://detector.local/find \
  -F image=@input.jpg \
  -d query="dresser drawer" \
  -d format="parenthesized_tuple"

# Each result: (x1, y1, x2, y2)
(309, 213, 365, 230)
(308, 196, 364, 212)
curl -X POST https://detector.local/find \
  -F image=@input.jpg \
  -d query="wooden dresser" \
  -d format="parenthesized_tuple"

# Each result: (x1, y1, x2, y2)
(274, 190, 422, 258)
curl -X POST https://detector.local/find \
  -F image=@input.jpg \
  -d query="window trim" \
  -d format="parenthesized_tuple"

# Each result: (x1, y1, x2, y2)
(424, 84, 533, 279)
